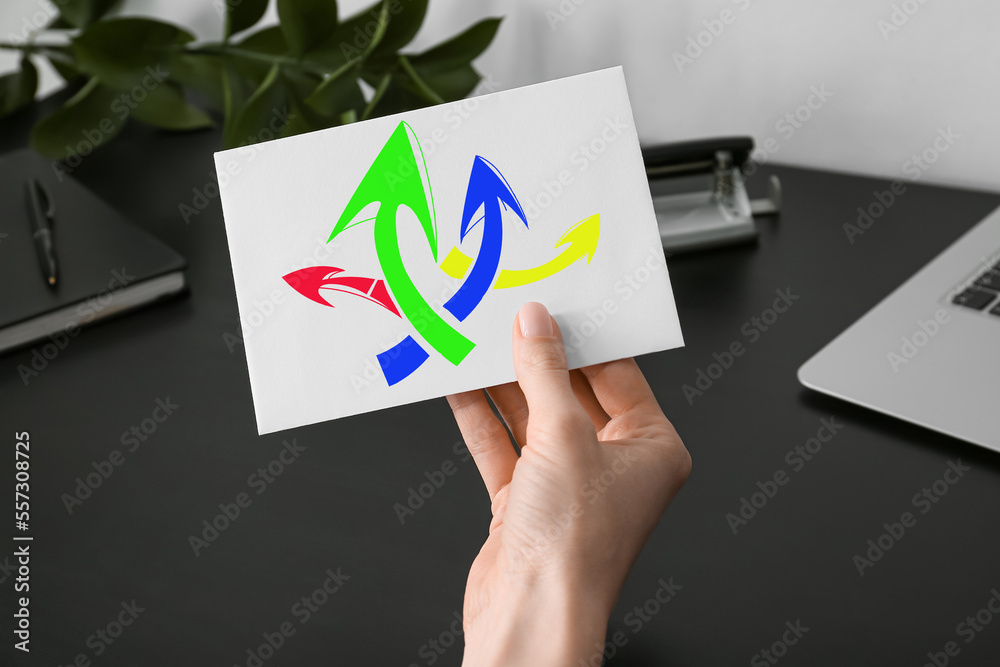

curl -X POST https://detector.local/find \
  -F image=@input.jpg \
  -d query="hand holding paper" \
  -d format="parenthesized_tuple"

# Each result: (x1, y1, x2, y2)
(216, 67, 683, 433)
(452, 303, 691, 665)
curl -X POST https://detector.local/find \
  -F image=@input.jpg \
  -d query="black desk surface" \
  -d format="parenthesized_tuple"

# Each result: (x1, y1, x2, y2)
(2, 99, 1000, 667)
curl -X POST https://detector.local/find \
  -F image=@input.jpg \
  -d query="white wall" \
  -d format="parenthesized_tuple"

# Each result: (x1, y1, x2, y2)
(3, 0, 997, 192)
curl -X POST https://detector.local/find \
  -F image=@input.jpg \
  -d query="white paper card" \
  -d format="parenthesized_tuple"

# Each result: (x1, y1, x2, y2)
(216, 67, 684, 434)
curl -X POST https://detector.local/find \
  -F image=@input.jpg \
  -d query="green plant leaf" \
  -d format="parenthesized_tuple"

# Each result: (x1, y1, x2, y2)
(225, 27, 291, 84)
(306, 0, 389, 70)
(278, 58, 364, 137)
(412, 63, 480, 101)
(409, 18, 501, 73)
(397, 55, 443, 105)
(280, 83, 328, 138)
(278, 104, 316, 138)
(225, 0, 270, 40)
(224, 64, 289, 148)
(235, 27, 324, 86)
(370, 0, 427, 58)
(281, 65, 323, 103)
(169, 52, 225, 109)
(222, 61, 250, 133)
(42, 48, 85, 84)
(130, 82, 214, 130)
(277, 0, 340, 58)
(388, 17, 498, 105)
(362, 71, 392, 119)
(30, 78, 127, 159)
(0, 57, 38, 119)
(305, 64, 364, 118)
(361, 69, 425, 119)
(50, 59, 84, 83)
(239, 25, 288, 55)
(73, 18, 194, 90)
(58, 0, 120, 29)
(362, 60, 480, 118)
(30, 0, 499, 157)
(45, 15, 75, 31)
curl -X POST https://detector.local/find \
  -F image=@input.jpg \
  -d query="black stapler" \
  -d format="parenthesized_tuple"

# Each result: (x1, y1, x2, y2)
(643, 137, 781, 252)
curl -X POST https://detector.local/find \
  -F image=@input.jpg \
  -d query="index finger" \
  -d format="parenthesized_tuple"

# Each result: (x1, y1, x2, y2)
(579, 358, 663, 420)
(446, 390, 518, 501)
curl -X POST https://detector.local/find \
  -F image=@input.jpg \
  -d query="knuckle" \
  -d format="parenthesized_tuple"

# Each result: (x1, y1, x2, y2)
(465, 417, 511, 455)
(491, 484, 511, 515)
(520, 341, 567, 374)
(636, 416, 690, 484)
(507, 404, 530, 427)
(661, 429, 691, 483)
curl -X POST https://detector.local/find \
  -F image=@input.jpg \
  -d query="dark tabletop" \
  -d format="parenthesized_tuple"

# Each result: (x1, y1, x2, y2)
(2, 96, 1000, 667)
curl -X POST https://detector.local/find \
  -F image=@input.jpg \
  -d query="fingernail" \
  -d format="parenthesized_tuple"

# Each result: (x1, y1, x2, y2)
(519, 302, 553, 338)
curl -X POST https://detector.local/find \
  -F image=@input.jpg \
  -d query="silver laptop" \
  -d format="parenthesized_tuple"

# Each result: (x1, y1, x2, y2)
(798, 208, 1000, 452)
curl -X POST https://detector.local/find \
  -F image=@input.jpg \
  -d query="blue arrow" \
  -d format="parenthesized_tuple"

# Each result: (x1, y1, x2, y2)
(378, 336, 430, 386)
(444, 157, 528, 321)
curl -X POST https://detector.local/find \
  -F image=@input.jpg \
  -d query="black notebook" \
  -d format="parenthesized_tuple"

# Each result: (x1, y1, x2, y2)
(0, 149, 187, 354)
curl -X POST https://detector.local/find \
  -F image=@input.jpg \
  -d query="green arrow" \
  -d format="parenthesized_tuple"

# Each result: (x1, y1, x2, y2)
(329, 121, 474, 365)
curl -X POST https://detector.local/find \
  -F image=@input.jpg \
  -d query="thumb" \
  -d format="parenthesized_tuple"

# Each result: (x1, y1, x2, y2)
(512, 302, 588, 428)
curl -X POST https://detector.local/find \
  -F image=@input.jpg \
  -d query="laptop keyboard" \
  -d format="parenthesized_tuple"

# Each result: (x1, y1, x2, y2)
(951, 259, 1000, 316)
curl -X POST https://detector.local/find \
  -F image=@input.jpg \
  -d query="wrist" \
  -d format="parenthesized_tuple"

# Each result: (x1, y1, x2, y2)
(463, 572, 610, 667)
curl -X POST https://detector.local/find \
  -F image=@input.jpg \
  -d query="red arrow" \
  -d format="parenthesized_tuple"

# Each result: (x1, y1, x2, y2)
(282, 266, 401, 317)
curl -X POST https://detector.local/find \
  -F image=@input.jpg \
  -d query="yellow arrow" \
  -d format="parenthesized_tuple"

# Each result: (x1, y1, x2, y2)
(493, 214, 600, 289)
(440, 246, 473, 279)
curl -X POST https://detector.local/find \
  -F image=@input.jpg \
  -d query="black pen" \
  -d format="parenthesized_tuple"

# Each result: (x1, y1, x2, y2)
(26, 178, 58, 287)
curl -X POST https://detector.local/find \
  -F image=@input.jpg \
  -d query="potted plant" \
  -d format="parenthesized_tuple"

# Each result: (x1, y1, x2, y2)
(0, 0, 501, 159)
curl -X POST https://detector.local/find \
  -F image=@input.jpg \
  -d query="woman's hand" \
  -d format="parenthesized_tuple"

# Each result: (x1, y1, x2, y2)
(448, 302, 691, 666)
